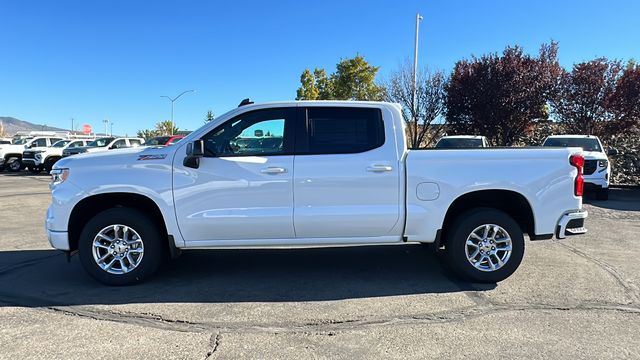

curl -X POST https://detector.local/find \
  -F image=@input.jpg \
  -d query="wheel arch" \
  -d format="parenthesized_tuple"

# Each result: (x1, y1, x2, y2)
(68, 192, 174, 255)
(440, 189, 535, 246)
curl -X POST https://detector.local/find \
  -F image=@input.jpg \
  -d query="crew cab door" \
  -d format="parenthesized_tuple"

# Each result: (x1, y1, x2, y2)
(293, 106, 401, 238)
(173, 107, 297, 242)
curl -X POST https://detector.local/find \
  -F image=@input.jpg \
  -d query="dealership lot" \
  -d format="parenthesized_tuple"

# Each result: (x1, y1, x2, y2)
(0, 173, 639, 359)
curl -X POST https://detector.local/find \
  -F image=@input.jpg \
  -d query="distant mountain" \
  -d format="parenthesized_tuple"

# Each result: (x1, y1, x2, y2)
(0, 117, 68, 136)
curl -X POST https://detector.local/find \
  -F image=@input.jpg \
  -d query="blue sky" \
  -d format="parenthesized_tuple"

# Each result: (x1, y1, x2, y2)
(1, 0, 638, 136)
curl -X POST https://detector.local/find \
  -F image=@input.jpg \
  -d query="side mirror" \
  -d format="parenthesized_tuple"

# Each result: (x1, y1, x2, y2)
(607, 148, 618, 156)
(184, 140, 204, 169)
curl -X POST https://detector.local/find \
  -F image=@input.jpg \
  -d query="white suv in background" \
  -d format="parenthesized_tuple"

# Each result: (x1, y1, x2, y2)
(542, 135, 612, 200)
(0, 136, 65, 172)
(22, 139, 93, 174)
(62, 137, 145, 157)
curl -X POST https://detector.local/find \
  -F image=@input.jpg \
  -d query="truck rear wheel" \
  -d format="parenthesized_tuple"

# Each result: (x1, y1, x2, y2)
(78, 208, 164, 285)
(443, 208, 524, 283)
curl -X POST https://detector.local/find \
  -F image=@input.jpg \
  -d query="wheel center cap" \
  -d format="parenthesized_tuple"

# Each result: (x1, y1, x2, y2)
(114, 243, 128, 255)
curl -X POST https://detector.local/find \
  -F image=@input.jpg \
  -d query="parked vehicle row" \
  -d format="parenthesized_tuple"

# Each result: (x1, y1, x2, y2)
(0, 132, 184, 173)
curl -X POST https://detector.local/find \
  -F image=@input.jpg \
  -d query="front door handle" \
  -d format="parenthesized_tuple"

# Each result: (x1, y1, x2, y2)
(261, 167, 287, 174)
(366, 165, 393, 172)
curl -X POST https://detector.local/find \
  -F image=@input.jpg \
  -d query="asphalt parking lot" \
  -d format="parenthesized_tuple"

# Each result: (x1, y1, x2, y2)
(0, 173, 639, 359)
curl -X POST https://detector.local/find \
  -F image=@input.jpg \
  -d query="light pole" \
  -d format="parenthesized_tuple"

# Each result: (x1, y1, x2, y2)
(103, 119, 109, 136)
(161, 90, 195, 135)
(412, 13, 423, 122)
(110, 122, 114, 136)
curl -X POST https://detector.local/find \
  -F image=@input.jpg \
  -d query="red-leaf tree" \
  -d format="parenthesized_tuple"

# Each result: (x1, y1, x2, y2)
(445, 42, 561, 146)
(551, 58, 623, 136)
(608, 60, 640, 132)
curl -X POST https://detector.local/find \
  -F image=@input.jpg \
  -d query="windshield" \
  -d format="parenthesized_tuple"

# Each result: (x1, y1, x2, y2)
(146, 137, 171, 146)
(52, 140, 71, 148)
(87, 137, 115, 147)
(542, 137, 602, 152)
(435, 138, 484, 149)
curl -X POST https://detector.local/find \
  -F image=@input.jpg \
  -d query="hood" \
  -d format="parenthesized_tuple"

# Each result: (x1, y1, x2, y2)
(24, 146, 49, 152)
(0, 143, 27, 154)
(581, 150, 607, 160)
(55, 145, 174, 169)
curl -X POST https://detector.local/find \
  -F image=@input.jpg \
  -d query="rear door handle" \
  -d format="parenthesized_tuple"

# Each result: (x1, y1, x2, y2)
(366, 165, 393, 172)
(261, 167, 287, 174)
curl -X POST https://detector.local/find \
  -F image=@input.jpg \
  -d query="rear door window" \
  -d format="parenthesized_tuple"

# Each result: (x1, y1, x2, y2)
(111, 139, 127, 149)
(302, 107, 385, 154)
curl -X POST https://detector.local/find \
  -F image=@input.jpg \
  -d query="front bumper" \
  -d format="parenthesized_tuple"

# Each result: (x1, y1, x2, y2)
(556, 210, 588, 239)
(584, 177, 608, 189)
(46, 205, 70, 250)
(22, 158, 38, 167)
(47, 230, 70, 251)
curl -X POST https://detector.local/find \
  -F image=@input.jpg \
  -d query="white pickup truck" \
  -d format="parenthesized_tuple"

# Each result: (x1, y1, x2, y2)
(47, 101, 588, 285)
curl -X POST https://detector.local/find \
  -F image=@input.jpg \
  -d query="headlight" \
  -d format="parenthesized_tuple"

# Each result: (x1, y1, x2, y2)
(598, 160, 608, 167)
(50, 168, 70, 186)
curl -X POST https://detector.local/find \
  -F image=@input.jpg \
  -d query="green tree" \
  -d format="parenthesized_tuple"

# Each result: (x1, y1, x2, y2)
(332, 55, 384, 100)
(155, 120, 179, 136)
(136, 129, 158, 139)
(296, 55, 383, 101)
(296, 69, 320, 100)
(205, 110, 215, 123)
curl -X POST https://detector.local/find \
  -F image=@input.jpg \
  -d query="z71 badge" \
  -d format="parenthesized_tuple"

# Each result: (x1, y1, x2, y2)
(138, 154, 167, 161)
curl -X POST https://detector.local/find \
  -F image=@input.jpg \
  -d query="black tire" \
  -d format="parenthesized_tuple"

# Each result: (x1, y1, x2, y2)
(442, 208, 525, 283)
(596, 188, 609, 200)
(28, 166, 42, 175)
(0, 165, 4, 172)
(78, 208, 165, 285)
(7, 157, 22, 172)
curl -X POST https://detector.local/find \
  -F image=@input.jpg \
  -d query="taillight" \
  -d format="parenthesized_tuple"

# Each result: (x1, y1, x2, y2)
(569, 155, 584, 197)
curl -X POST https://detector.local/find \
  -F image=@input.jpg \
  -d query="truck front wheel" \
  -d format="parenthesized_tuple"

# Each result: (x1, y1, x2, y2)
(443, 208, 524, 283)
(78, 208, 164, 285)
(7, 157, 22, 172)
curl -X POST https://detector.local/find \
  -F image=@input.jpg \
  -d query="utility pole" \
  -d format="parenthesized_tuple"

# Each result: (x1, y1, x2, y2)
(161, 90, 195, 135)
(103, 119, 109, 136)
(110, 122, 114, 136)
(413, 13, 423, 118)
(412, 13, 423, 148)
(71, 118, 75, 134)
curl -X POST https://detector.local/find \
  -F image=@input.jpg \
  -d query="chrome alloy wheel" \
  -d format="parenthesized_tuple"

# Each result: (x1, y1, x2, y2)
(464, 224, 512, 272)
(92, 224, 144, 275)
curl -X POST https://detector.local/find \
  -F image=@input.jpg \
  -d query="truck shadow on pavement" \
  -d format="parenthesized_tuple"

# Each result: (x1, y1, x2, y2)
(583, 188, 640, 211)
(0, 244, 493, 307)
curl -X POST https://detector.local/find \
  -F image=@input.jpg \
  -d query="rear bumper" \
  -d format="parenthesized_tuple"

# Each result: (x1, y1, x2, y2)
(556, 210, 588, 239)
